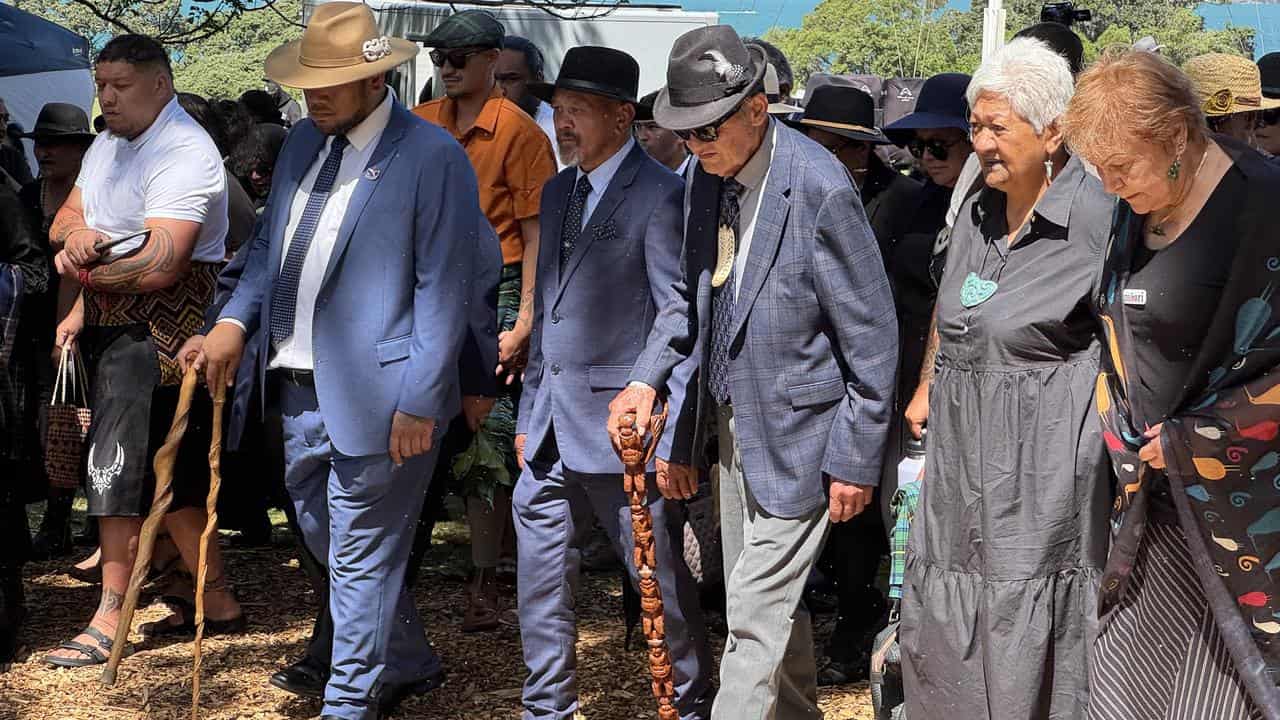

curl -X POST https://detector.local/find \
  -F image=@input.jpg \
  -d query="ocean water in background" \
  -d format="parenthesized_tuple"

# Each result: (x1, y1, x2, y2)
(686, 0, 1280, 59)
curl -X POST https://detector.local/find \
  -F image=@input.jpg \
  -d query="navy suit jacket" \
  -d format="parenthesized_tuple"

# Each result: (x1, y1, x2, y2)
(630, 122, 899, 518)
(517, 143, 688, 473)
(219, 101, 485, 457)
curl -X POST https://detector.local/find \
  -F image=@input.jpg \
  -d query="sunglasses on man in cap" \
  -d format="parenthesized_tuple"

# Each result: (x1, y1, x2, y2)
(429, 47, 490, 69)
(907, 137, 965, 162)
(673, 98, 747, 143)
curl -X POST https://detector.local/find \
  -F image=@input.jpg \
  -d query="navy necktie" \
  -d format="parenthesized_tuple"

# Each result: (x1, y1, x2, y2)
(559, 174, 592, 274)
(708, 179, 744, 405)
(270, 134, 350, 345)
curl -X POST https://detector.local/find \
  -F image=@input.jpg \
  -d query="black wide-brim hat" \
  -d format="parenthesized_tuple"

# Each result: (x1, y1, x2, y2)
(785, 83, 888, 144)
(529, 46, 640, 105)
(883, 72, 971, 146)
(653, 25, 768, 131)
(18, 102, 94, 143)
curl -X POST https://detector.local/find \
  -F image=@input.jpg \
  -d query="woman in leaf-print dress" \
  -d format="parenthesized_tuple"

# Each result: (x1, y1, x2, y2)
(1064, 48, 1280, 719)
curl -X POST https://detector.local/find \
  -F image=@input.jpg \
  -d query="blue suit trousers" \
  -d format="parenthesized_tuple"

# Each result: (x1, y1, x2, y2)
(278, 379, 442, 720)
(513, 444, 714, 720)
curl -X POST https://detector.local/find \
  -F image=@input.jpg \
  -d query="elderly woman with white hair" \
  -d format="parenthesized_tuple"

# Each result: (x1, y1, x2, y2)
(899, 37, 1114, 718)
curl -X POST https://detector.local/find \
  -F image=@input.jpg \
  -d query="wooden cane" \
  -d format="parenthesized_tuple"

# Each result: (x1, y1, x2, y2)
(101, 366, 200, 686)
(616, 405, 678, 720)
(191, 381, 225, 720)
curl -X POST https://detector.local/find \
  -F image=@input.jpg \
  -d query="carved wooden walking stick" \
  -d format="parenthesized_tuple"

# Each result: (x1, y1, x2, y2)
(101, 366, 200, 686)
(616, 405, 678, 720)
(191, 381, 225, 720)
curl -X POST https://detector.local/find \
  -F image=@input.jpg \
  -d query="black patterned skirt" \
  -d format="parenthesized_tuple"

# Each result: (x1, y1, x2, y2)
(1090, 522, 1264, 720)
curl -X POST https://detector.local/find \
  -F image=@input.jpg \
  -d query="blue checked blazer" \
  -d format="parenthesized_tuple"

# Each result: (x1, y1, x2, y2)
(219, 101, 485, 457)
(517, 143, 690, 473)
(629, 121, 899, 518)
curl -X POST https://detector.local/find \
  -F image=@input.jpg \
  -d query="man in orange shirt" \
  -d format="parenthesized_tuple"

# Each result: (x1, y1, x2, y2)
(413, 9, 556, 633)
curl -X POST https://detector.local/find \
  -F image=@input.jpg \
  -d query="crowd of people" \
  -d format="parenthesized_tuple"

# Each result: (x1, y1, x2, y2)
(0, 3, 1279, 720)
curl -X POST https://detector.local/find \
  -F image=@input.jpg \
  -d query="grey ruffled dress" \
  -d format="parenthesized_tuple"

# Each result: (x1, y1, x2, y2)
(899, 157, 1115, 719)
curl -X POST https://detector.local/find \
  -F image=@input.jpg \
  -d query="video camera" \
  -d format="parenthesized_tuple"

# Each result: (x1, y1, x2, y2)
(1040, 2, 1092, 26)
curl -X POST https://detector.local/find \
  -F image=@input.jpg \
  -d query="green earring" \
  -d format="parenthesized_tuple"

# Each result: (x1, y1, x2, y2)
(1167, 159, 1181, 180)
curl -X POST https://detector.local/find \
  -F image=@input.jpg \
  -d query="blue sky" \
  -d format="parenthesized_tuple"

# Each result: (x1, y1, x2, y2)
(682, 0, 1279, 58)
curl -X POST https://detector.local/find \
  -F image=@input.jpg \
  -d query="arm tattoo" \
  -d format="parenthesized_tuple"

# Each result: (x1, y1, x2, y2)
(98, 588, 124, 614)
(519, 286, 534, 322)
(87, 226, 180, 294)
(918, 310, 940, 388)
(50, 217, 87, 251)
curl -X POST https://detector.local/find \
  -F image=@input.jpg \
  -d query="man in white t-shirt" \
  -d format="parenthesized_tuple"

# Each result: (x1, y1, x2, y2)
(43, 33, 243, 669)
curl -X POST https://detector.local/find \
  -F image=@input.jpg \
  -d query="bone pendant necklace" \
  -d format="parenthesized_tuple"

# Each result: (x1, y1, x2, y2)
(712, 224, 735, 288)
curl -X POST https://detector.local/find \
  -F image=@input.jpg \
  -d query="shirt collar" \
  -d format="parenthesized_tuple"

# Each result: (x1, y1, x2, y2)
(578, 137, 635, 194)
(676, 154, 693, 177)
(125, 95, 180, 150)
(337, 88, 395, 153)
(974, 153, 1084, 233)
(441, 86, 505, 139)
(733, 119, 776, 191)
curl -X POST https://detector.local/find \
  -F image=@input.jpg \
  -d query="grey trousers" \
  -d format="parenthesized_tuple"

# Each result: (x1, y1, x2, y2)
(714, 406, 831, 720)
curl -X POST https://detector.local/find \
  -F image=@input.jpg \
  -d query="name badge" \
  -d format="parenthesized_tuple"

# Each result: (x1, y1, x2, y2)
(1123, 288, 1147, 307)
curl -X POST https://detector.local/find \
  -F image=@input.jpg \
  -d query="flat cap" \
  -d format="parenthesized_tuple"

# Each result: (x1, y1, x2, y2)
(421, 10, 504, 49)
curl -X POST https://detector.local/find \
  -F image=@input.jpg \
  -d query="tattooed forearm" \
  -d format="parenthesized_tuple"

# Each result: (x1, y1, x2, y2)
(87, 226, 182, 294)
(98, 588, 124, 614)
(49, 216, 88, 252)
(917, 310, 940, 389)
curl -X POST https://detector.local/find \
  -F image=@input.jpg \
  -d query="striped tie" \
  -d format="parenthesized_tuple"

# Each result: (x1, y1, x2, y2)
(270, 134, 350, 345)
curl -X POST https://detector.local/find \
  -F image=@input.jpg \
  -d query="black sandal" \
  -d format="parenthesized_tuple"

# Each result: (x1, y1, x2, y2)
(139, 594, 249, 638)
(139, 596, 197, 637)
(43, 625, 132, 668)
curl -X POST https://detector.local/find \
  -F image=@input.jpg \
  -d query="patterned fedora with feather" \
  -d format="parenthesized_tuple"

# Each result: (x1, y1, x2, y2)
(653, 25, 768, 131)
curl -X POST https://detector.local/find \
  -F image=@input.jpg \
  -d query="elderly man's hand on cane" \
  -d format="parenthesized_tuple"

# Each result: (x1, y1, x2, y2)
(608, 381, 658, 454)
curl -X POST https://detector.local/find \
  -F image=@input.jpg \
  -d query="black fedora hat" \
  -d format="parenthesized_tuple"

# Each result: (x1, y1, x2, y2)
(789, 84, 888, 144)
(529, 46, 639, 105)
(18, 102, 94, 143)
(635, 90, 659, 123)
(653, 25, 767, 131)
(882, 72, 971, 146)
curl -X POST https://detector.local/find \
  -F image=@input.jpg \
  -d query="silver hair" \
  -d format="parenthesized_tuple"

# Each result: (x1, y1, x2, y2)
(966, 37, 1075, 134)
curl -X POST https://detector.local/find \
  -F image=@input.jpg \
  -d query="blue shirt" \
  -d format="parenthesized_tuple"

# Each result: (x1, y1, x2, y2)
(576, 137, 636, 230)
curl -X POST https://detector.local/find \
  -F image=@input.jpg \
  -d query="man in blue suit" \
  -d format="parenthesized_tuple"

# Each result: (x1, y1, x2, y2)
(607, 27, 899, 719)
(196, 5, 483, 719)
(513, 46, 713, 720)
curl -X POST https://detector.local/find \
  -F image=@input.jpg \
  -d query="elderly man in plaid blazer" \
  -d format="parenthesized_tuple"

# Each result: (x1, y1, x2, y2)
(607, 26, 898, 719)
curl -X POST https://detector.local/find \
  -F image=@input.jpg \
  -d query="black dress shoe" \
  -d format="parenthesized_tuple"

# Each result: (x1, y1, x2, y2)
(378, 669, 446, 715)
(269, 656, 328, 698)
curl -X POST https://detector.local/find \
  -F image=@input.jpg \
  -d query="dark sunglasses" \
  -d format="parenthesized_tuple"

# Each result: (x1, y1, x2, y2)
(908, 138, 958, 162)
(1262, 108, 1280, 127)
(429, 48, 487, 69)
(674, 101, 745, 143)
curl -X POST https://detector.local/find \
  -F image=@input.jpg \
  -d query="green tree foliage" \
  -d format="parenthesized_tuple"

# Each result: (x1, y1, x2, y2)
(172, 0, 303, 100)
(18, 0, 302, 101)
(767, 0, 1256, 87)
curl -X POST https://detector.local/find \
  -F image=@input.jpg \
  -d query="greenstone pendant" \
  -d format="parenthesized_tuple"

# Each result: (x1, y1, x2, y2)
(960, 272, 998, 308)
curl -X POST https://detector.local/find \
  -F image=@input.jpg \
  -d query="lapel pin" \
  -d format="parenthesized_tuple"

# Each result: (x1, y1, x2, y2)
(364, 167, 381, 181)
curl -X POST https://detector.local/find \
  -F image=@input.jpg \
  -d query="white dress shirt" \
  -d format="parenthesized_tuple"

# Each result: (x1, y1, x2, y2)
(729, 121, 777, 300)
(219, 90, 393, 371)
(575, 137, 635, 230)
(675, 153, 693, 180)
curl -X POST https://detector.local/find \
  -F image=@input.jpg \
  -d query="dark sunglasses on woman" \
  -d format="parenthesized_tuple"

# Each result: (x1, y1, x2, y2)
(908, 137, 959, 162)
(429, 48, 486, 69)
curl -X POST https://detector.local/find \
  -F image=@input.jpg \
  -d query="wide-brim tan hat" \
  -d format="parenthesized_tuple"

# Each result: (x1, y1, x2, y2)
(265, 1, 419, 90)
(1184, 52, 1280, 116)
